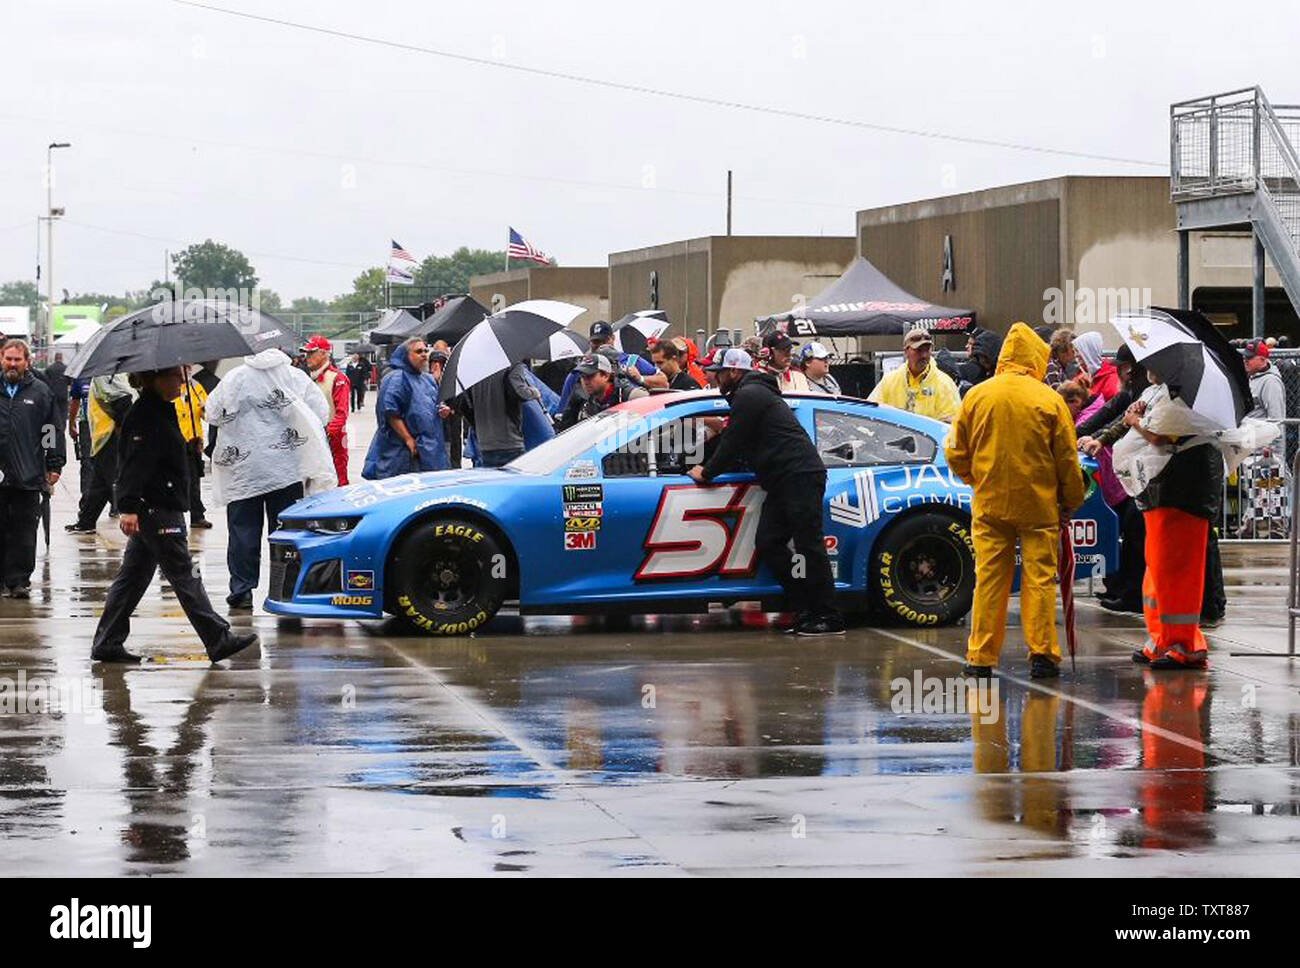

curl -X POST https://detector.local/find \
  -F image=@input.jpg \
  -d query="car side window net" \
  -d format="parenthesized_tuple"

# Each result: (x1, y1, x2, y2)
(601, 416, 719, 478)
(815, 410, 936, 467)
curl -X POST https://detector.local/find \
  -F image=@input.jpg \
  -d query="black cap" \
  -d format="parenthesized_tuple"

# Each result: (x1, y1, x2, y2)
(762, 331, 793, 351)
(589, 320, 614, 340)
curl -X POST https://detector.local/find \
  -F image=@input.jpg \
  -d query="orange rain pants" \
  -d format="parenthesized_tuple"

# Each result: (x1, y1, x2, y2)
(1140, 507, 1208, 663)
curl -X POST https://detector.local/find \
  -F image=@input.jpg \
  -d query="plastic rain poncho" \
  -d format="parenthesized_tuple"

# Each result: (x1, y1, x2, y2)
(1112, 384, 1280, 498)
(362, 342, 449, 479)
(204, 348, 335, 505)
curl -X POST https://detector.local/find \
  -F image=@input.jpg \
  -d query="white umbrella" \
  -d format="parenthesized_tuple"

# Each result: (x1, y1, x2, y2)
(1107, 307, 1251, 430)
(613, 310, 670, 356)
(439, 300, 586, 402)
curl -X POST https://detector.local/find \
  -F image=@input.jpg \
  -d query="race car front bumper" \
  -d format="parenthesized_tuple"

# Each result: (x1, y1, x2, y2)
(262, 528, 385, 619)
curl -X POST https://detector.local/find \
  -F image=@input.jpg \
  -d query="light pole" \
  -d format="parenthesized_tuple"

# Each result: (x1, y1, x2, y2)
(44, 141, 71, 358)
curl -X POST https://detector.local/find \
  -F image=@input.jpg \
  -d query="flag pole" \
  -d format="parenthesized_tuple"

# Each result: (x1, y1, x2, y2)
(504, 228, 509, 272)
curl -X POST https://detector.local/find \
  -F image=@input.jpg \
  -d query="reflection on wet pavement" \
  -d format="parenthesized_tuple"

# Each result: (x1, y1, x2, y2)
(2, 460, 1300, 875)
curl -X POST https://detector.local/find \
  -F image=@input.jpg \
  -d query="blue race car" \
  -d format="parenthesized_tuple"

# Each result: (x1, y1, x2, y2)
(264, 391, 1118, 635)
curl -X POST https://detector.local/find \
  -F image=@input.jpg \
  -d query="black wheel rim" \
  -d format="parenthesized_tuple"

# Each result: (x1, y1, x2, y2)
(418, 538, 482, 611)
(894, 533, 966, 605)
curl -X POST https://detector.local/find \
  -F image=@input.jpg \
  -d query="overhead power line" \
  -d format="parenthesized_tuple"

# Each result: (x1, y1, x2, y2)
(173, 0, 1166, 169)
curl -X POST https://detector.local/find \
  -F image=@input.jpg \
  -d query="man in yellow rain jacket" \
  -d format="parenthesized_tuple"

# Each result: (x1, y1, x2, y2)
(174, 367, 212, 528)
(868, 328, 961, 422)
(945, 322, 1087, 679)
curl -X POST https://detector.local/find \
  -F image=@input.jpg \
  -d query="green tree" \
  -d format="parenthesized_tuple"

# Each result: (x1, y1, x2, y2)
(289, 296, 329, 314)
(412, 247, 513, 294)
(171, 240, 258, 293)
(257, 289, 282, 313)
(0, 279, 41, 315)
(331, 268, 387, 314)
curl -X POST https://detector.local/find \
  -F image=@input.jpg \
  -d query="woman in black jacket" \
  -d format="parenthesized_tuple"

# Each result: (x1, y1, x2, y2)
(91, 366, 258, 664)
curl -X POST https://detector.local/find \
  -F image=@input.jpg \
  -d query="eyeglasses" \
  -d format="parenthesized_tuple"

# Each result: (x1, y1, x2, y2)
(410, 348, 429, 355)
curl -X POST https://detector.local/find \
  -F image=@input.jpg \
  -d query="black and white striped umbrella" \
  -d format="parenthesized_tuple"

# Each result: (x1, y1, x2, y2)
(439, 300, 586, 402)
(613, 309, 670, 357)
(532, 328, 588, 362)
(1108, 307, 1251, 430)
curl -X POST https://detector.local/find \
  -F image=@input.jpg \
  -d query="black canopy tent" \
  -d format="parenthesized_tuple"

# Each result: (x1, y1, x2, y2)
(370, 295, 489, 345)
(756, 256, 975, 337)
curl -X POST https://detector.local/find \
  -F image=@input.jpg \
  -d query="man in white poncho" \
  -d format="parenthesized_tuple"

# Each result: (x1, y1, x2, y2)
(205, 348, 335, 609)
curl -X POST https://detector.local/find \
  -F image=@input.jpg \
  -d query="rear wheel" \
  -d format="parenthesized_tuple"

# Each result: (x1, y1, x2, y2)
(388, 517, 508, 635)
(871, 512, 975, 626)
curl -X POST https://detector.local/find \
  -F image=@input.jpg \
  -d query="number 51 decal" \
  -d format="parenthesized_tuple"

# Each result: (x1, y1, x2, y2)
(636, 484, 765, 580)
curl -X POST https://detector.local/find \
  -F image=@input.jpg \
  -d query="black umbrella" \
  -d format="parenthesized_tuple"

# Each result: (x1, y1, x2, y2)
(439, 300, 586, 402)
(532, 328, 588, 362)
(67, 300, 298, 379)
(1108, 307, 1251, 429)
(613, 310, 670, 357)
(41, 488, 50, 548)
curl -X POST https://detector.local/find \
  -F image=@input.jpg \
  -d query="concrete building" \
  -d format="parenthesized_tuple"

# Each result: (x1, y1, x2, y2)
(855, 175, 1297, 345)
(469, 266, 609, 324)
(608, 235, 855, 339)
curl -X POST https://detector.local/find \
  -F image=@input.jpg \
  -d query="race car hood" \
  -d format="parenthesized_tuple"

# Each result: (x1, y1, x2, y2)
(283, 468, 514, 517)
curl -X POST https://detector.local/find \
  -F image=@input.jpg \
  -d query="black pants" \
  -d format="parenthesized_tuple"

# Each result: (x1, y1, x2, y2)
(755, 471, 839, 619)
(1103, 497, 1146, 606)
(1203, 526, 1226, 620)
(351, 382, 366, 411)
(226, 482, 303, 602)
(0, 487, 41, 589)
(76, 436, 119, 527)
(91, 509, 231, 656)
(187, 449, 206, 521)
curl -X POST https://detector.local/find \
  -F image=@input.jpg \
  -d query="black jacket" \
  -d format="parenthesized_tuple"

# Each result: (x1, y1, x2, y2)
(1136, 440, 1223, 521)
(0, 371, 65, 490)
(115, 388, 191, 514)
(701, 370, 822, 485)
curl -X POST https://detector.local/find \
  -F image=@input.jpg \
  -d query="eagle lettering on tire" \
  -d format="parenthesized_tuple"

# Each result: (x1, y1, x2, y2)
(389, 517, 508, 636)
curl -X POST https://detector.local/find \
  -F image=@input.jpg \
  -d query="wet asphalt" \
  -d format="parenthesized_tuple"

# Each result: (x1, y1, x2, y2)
(2, 417, 1299, 876)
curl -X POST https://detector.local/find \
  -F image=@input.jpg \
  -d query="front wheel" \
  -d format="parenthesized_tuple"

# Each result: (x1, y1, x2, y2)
(388, 517, 508, 635)
(871, 512, 975, 626)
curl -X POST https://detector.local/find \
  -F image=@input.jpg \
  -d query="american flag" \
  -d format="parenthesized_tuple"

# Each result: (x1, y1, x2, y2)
(387, 239, 417, 285)
(390, 239, 416, 265)
(508, 227, 551, 265)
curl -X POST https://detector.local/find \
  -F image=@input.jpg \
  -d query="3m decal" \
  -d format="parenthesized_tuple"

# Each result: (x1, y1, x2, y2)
(636, 483, 765, 580)
(565, 531, 597, 551)
(346, 570, 374, 589)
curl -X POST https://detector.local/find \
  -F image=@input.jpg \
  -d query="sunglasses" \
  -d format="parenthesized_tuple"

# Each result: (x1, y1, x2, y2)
(410, 348, 429, 355)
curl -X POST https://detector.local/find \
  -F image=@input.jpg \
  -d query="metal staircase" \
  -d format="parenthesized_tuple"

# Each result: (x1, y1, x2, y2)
(1171, 87, 1300, 333)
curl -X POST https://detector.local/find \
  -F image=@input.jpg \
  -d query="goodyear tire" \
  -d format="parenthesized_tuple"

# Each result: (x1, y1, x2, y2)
(871, 512, 975, 627)
(389, 517, 507, 636)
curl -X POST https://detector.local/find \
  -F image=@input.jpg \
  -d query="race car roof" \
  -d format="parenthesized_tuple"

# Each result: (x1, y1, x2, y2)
(610, 388, 876, 416)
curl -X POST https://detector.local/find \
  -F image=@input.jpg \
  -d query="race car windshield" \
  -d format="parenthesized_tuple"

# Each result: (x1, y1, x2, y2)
(507, 411, 626, 475)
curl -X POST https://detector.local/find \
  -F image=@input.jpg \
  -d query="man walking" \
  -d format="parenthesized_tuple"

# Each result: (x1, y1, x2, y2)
(345, 353, 372, 412)
(363, 337, 449, 478)
(688, 348, 844, 636)
(302, 335, 351, 486)
(0, 339, 65, 597)
(945, 323, 1086, 679)
(206, 347, 333, 609)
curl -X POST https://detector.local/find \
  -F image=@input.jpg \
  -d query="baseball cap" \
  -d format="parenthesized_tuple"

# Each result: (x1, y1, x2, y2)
(301, 335, 332, 353)
(705, 348, 753, 371)
(762, 331, 793, 351)
(800, 341, 833, 361)
(1244, 338, 1271, 360)
(902, 327, 933, 350)
(574, 353, 613, 375)
(589, 320, 614, 340)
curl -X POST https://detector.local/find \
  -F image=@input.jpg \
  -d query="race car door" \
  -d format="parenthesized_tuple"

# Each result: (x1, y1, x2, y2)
(588, 406, 782, 608)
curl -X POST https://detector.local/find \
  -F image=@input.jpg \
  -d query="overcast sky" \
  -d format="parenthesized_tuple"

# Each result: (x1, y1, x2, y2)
(3, 0, 1297, 303)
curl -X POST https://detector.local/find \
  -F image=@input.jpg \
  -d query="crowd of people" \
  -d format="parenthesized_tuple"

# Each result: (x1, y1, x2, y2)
(1, 310, 1292, 664)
